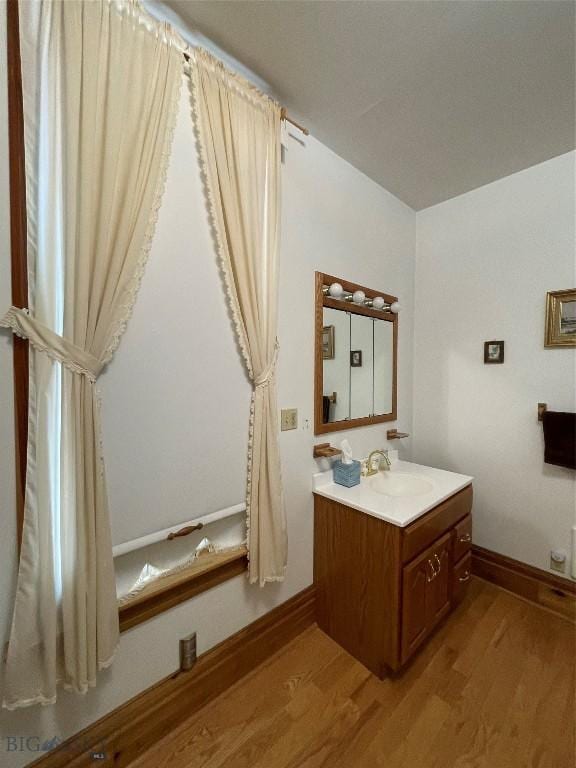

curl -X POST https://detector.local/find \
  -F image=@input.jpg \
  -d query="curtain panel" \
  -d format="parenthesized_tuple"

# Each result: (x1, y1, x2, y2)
(0, 0, 181, 709)
(189, 49, 288, 585)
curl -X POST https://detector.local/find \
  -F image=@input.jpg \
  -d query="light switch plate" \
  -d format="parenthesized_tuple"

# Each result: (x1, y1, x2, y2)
(281, 408, 298, 431)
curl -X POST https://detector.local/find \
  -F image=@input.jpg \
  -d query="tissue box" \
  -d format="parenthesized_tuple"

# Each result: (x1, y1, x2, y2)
(333, 459, 361, 488)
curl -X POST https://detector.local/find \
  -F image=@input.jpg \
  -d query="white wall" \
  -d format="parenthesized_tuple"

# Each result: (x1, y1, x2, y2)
(413, 151, 576, 579)
(0, 37, 415, 765)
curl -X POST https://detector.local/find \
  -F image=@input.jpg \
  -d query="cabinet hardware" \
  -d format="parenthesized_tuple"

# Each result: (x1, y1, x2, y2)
(426, 559, 437, 582)
(167, 523, 203, 540)
(434, 553, 442, 573)
(459, 533, 471, 543)
(458, 571, 471, 583)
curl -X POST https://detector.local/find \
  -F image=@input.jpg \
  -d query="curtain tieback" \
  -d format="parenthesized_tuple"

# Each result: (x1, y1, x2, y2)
(0, 306, 103, 381)
(253, 341, 279, 388)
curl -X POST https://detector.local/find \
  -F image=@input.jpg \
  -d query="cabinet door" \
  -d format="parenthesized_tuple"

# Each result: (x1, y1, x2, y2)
(401, 532, 452, 664)
(426, 533, 452, 629)
(401, 547, 433, 662)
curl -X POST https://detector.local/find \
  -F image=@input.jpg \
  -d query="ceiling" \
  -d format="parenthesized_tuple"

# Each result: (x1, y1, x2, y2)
(164, 1, 575, 210)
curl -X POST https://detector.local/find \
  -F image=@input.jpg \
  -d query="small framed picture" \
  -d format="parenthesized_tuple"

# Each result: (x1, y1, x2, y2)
(545, 289, 576, 347)
(350, 350, 362, 367)
(322, 325, 335, 359)
(484, 340, 504, 364)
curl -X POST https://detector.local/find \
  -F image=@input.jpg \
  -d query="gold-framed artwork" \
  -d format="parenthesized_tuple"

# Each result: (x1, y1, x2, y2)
(545, 289, 576, 348)
(322, 325, 335, 359)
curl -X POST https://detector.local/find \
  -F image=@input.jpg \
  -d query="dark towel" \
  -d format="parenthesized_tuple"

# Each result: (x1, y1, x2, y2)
(322, 396, 331, 424)
(542, 411, 576, 470)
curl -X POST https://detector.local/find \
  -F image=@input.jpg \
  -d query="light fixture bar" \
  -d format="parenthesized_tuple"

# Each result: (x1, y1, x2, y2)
(323, 284, 400, 314)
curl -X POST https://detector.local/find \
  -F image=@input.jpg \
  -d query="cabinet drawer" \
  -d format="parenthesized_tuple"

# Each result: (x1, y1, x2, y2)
(402, 485, 473, 564)
(453, 515, 472, 563)
(452, 551, 472, 603)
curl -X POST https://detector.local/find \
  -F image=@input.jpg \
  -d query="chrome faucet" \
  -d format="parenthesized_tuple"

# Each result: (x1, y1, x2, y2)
(366, 449, 391, 476)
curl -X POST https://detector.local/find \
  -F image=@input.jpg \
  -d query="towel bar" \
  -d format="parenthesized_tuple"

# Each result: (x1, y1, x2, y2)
(538, 403, 547, 422)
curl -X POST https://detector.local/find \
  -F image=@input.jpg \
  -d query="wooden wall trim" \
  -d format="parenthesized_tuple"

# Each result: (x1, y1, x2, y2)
(119, 550, 248, 632)
(6, 0, 29, 549)
(30, 585, 316, 768)
(471, 544, 575, 623)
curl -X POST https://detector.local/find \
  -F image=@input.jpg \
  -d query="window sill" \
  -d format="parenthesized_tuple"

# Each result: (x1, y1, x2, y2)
(118, 547, 248, 632)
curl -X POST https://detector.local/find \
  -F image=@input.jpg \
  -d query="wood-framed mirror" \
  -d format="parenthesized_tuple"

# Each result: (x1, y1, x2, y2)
(314, 272, 398, 434)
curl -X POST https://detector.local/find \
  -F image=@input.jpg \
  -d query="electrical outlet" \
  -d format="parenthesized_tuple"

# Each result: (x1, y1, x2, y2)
(281, 408, 298, 431)
(550, 549, 567, 573)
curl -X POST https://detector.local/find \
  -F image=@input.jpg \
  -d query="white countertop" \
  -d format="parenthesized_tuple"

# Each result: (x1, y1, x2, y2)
(313, 460, 473, 528)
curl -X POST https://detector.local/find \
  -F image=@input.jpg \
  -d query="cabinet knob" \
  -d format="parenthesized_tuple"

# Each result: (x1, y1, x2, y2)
(459, 533, 471, 543)
(458, 571, 471, 583)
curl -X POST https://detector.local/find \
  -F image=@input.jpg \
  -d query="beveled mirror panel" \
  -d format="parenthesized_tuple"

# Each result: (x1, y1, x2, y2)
(350, 314, 374, 420)
(322, 307, 351, 423)
(373, 318, 394, 415)
(315, 272, 398, 434)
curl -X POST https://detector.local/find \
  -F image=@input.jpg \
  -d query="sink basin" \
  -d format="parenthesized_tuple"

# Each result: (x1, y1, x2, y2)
(368, 472, 434, 497)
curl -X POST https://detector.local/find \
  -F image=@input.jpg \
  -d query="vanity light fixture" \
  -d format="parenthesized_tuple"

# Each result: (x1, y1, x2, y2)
(324, 282, 354, 301)
(326, 282, 343, 298)
(370, 300, 401, 313)
(324, 284, 401, 314)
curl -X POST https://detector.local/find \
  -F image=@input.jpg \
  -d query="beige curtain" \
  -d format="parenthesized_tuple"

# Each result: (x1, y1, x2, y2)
(0, 0, 181, 709)
(189, 49, 287, 585)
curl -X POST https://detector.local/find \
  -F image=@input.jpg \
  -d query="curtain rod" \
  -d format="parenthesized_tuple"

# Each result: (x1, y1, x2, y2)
(183, 51, 309, 136)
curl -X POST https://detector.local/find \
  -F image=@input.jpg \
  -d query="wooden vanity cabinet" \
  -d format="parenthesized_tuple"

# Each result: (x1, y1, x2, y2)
(314, 485, 473, 678)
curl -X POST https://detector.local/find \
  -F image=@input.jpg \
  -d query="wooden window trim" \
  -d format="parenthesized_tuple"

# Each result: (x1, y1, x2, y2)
(118, 548, 248, 632)
(7, 0, 29, 550)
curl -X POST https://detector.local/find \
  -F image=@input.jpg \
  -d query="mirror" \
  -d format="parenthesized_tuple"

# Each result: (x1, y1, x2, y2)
(315, 272, 397, 434)
(373, 318, 394, 414)
(350, 314, 373, 419)
(322, 308, 351, 423)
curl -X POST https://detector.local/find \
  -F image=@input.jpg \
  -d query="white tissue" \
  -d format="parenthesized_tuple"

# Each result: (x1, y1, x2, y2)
(340, 439, 353, 464)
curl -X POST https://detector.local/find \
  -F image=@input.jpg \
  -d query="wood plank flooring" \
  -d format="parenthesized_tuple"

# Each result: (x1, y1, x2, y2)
(133, 579, 575, 768)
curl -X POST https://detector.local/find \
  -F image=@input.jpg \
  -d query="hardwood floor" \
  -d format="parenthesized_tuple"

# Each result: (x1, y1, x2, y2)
(133, 579, 575, 768)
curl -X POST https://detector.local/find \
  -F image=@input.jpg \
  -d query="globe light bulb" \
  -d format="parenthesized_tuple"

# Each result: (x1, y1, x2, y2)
(372, 296, 385, 310)
(329, 282, 343, 299)
(390, 301, 400, 314)
(353, 290, 366, 305)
